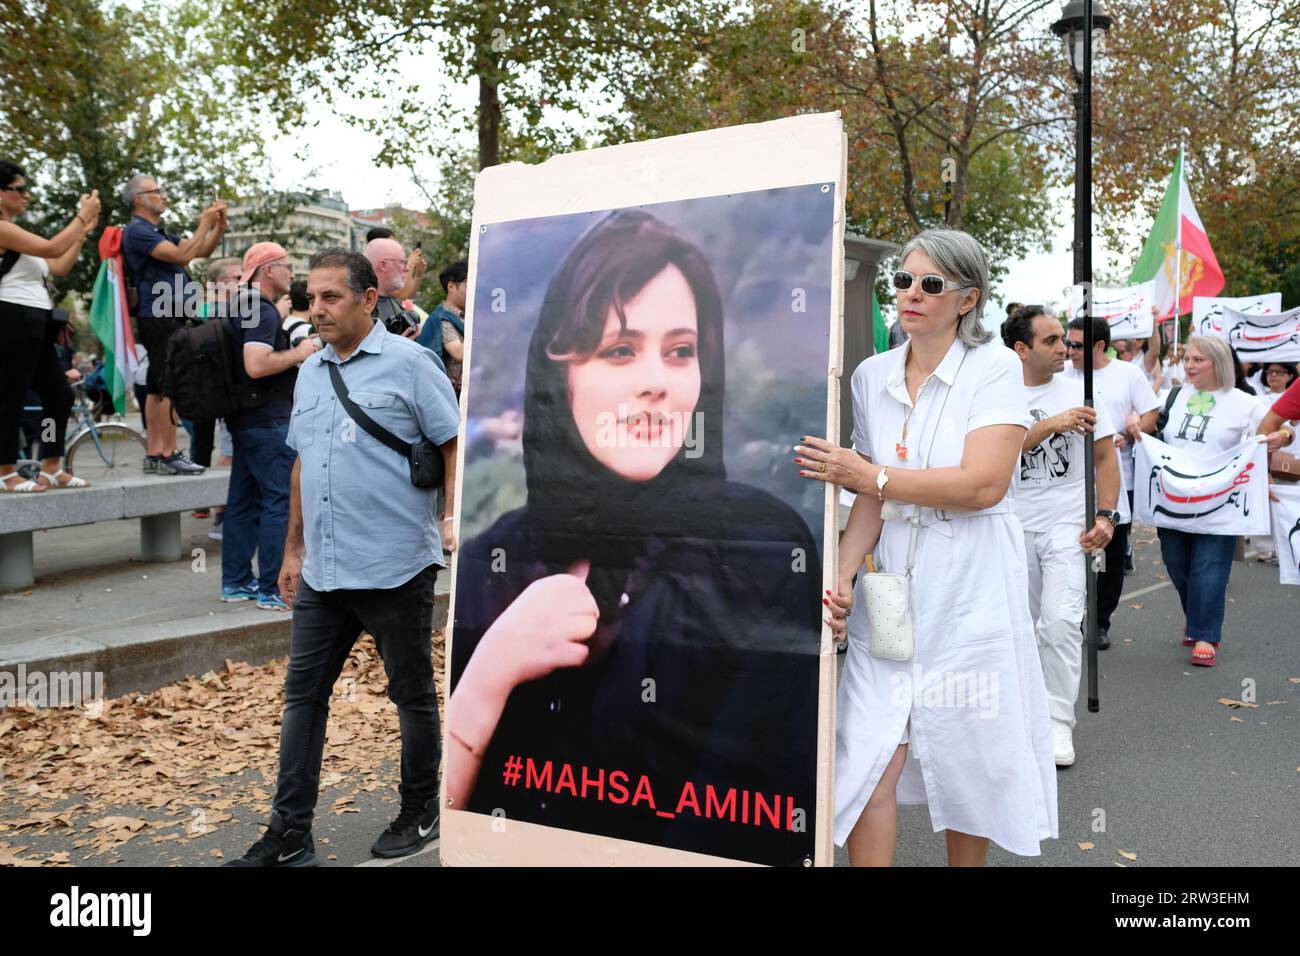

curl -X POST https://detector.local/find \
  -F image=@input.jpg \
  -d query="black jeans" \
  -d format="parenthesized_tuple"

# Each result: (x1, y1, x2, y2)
(1097, 519, 1130, 630)
(184, 416, 216, 467)
(0, 305, 74, 465)
(272, 564, 441, 831)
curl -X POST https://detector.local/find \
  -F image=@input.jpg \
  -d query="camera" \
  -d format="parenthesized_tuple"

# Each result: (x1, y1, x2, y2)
(383, 309, 420, 336)
(375, 296, 420, 336)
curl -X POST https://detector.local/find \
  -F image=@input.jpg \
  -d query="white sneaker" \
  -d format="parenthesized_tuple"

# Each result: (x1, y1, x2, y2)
(1051, 719, 1075, 768)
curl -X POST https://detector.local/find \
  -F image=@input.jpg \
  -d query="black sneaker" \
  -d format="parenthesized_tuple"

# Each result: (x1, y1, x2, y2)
(222, 812, 318, 867)
(1097, 627, 1111, 651)
(370, 798, 439, 858)
(155, 451, 206, 476)
(1123, 554, 1135, 575)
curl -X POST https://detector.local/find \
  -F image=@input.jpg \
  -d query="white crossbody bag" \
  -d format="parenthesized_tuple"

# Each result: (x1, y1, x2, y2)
(863, 352, 966, 662)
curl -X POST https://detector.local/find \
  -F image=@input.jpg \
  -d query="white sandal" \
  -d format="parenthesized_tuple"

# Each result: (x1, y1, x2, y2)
(39, 469, 90, 489)
(0, 474, 45, 493)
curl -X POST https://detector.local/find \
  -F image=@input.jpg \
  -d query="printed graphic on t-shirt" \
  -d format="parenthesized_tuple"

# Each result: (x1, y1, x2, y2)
(1175, 390, 1216, 443)
(1021, 408, 1072, 483)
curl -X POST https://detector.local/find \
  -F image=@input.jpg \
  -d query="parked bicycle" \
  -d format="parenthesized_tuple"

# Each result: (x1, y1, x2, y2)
(15, 382, 147, 484)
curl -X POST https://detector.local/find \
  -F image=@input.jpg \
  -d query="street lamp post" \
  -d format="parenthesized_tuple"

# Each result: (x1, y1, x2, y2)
(1052, 0, 1112, 714)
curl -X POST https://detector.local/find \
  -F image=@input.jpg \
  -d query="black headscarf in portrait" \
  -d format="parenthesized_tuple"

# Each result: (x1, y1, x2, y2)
(521, 209, 729, 618)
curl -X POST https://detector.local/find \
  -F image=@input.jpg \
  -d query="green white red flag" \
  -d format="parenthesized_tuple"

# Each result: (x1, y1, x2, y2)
(88, 226, 139, 416)
(1128, 147, 1224, 319)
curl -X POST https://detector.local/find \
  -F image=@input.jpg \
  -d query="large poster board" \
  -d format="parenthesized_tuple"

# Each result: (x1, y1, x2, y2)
(441, 113, 846, 866)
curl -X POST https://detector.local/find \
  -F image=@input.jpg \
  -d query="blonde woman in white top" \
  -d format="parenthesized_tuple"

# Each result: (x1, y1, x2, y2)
(1154, 335, 1268, 667)
(0, 160, 100, 492)
(795, 228, 1055, 866)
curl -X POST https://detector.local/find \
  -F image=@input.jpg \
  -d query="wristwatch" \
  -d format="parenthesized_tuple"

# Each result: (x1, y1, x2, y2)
(1096, 509, 1120, 526)
(875, 467, 889, 500)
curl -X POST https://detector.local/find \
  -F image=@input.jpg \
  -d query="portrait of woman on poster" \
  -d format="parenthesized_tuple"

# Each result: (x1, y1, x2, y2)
(446, 209, 822, 866)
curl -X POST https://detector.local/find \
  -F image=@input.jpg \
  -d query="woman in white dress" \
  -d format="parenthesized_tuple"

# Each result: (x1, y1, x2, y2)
(794, 228, 1057, 865)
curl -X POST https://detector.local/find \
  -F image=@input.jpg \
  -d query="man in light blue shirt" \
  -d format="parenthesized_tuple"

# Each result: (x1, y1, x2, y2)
(227, 249, 460, 867)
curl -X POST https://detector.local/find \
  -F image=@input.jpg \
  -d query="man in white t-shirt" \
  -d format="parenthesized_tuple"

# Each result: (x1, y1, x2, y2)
(1064, 317, 1161, 648)
(1004, 307, 1121, 766)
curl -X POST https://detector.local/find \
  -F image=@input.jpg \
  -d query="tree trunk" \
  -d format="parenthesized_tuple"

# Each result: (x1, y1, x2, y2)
(478, 74, 501, 171)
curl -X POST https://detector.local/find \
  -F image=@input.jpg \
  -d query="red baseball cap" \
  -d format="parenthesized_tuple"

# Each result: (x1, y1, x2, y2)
(240, 241, 290, 284)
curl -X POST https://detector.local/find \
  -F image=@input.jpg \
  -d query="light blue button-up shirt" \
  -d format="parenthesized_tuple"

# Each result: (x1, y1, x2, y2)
(287, 320, 460, 591)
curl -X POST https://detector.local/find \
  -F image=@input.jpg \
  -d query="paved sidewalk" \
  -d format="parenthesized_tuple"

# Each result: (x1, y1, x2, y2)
(0, 513, 449, 697)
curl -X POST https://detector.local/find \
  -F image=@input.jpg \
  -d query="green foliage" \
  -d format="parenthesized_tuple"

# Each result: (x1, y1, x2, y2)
(0, 0, 270, 295)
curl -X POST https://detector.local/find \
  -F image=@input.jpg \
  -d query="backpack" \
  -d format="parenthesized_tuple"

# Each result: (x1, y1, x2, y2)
(161, 316, 246, 420)
(163, 293, 297, 420)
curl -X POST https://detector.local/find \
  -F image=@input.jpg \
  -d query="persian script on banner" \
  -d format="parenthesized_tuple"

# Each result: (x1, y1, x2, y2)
(1071, 282, 1155, 339)
(1269, 483, 1300, 586)
(1191, 293, 1282, 338)
(1134, 434, 1271, 536)
(1219, 305, 1300, 363)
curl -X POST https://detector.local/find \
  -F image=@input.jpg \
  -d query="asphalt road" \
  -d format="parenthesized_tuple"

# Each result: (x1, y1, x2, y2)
(7, 528, 1297, 868)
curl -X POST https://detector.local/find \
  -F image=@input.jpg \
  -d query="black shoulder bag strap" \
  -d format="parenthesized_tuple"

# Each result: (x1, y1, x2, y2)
(0, 249, 21, 284)
(1156, 385, 1182, 439)
(327, 360, 411, 457)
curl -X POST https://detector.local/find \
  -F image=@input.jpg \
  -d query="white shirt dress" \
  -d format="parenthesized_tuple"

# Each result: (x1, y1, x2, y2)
(835, 337, 1059, 856)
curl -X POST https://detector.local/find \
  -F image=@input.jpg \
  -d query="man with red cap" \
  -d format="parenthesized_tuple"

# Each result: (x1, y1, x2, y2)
(220, 242, 319, 610)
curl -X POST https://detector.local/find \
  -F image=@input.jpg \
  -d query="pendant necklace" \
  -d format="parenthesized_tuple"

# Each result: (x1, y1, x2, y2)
(897, 368, 935, 462)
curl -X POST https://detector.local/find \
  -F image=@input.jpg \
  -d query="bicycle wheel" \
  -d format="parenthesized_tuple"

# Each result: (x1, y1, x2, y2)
(65, 423, 149, 482)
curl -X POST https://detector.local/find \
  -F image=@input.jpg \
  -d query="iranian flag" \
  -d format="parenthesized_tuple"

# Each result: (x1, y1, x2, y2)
(88, 226, 139, 415)
(1128, 147, 1224, 319)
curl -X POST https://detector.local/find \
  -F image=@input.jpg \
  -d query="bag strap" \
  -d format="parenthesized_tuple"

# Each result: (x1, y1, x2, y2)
(902, 349, 970, 578)
(327, 361, 412, 457)
(0, 248, 20, 283)
(1157, 384, 1182, 435)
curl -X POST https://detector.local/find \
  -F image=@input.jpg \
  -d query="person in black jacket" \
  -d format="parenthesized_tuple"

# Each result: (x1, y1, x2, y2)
(445, 210, 821, 866)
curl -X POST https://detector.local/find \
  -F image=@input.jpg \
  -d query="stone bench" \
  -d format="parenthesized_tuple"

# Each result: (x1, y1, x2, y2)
(0, 472, 230, 589)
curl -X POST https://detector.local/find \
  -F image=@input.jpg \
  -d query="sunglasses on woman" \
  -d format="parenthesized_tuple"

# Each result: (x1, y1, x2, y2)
(892, 270, 966, 296)
(1, 184, 31, 195)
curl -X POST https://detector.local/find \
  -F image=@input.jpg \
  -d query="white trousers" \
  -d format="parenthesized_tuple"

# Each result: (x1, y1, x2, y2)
(1023, 525, 1086, 728)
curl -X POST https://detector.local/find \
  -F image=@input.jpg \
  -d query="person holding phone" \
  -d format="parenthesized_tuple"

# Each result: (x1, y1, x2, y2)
(0, 160, 100, 492)
(120, 173, 227, 475)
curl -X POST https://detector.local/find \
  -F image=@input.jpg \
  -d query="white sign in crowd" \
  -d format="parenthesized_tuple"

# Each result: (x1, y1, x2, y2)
(1134, 435, 1271, 536)
(1071, 282, 1154, 339)
(1191, 292, 1282, 337)
(1220, 304, 1300, 363)
(1270, 484, 1300, 587)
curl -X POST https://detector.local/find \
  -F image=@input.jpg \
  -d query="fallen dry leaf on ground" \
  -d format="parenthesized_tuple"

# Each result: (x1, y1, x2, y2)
(1119, 850, 1138, 861)
(1077, 842, 1095, 851)
(1217, 698, 1259, 710)
(0, 631, 446, 866)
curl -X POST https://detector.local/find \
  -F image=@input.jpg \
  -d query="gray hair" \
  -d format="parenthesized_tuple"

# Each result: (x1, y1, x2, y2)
(898, 228, 992, 347)
(1186, 334, 1235, 391)
(121, 173, 154, 207)
(206, 257, 242, 281)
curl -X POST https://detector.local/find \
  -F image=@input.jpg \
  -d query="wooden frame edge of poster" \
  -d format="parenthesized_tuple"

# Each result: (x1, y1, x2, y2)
(442, 111, 847, 867)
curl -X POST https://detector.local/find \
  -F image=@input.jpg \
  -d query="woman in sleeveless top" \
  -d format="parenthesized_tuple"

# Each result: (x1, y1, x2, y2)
(0, 159, 101, 492)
